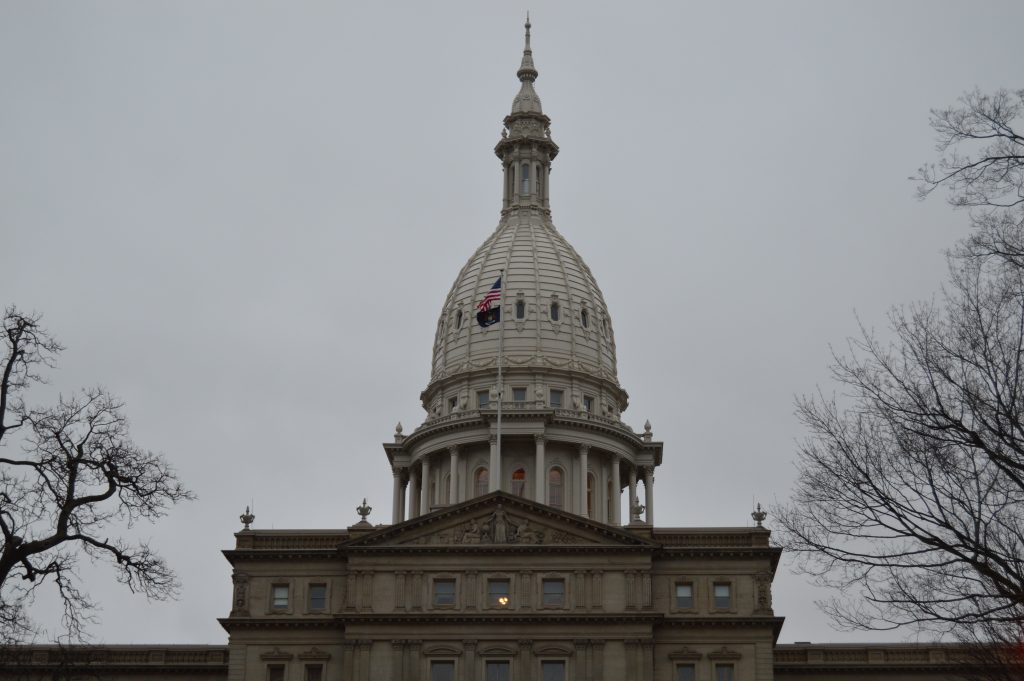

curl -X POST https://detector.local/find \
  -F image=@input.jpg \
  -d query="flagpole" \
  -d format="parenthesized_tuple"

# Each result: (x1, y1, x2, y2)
(496, 268, 505, 492)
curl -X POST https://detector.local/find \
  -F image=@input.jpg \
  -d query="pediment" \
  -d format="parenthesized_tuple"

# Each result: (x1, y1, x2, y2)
(344, 492, 655, 549)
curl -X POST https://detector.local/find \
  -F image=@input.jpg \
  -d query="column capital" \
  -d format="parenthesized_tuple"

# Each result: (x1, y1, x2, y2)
(489, 435, 498, 445)
(448, 445, 460, 455)
(391, 465, 404, 478)
(534, 433, 546, 443)
(579, 444, 590, 455)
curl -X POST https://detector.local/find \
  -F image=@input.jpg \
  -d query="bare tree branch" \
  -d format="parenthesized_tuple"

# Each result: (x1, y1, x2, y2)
(0, 307, 194, 642)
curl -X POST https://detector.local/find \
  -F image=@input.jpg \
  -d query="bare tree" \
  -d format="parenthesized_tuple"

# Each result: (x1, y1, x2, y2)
(776, 255, 1024, 637)
(777, 88, 1024, 678)
(0, 308, 194, 641)
(914, 88, 1024, 267)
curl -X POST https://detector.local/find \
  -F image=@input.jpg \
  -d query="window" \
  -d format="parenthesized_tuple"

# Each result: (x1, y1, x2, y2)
(675, 582, 694, 609)
(448, 396, 458, 413)
(431, 661, 455, 681)
(455, 310, 463, 329)
(512, 387, 526, 402)
(677, 665, 696, 681)
(488, 579, 511, 607)
(583, 396, 593, 413)
(586, 473, 596, 518)
(541, 661, 566, 681)
(550, 301, 560, 321)
(267, 665, 285, 681)
(442, 473, 451, 504)
(477, 390, 490, 408)
(271, 584, 289, 610)
(714, 583, 732, 609)
(550, 389, 563, 408)
(305, 665, 323, 681)
(542, 579, 565, 607)
(715, 664, 735, 681)
(521, 163, 530, 194)
(475, 468, 489, 496)
(548, 468, 563, 509)
(433, 578, 456, 606)
(511, 468, 526, 497)
(516, 299, 525, 319)
(581, 308, 589, 328)
(486, 661, 511, 681)
(308, 583, 327, 611)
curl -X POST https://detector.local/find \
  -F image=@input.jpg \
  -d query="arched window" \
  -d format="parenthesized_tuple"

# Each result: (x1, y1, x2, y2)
(550, 301, 560, 321)
(548, 468, 563, 509)
(521, 163, 530, 194)
(474, 468, 489, 497)
(587, 472, 596, 518)
(515, 299, 525, 320)
(581, 308, 589, 328)
(455, 310, 463, 329)
(511, 468, 526, 497)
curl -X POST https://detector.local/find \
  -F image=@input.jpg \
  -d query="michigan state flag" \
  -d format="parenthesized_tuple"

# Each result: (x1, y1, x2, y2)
(476, 306, 501, 328)
(476, 276, 502, 328)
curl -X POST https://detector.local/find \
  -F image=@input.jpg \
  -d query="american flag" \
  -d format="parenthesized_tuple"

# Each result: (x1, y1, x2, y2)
(477, 276, 503, 311)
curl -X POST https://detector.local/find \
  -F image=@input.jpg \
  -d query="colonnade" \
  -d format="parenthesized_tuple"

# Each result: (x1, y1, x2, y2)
(390, 441, 654, 527)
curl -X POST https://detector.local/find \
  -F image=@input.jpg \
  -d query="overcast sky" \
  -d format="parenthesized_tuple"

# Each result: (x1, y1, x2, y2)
(2, 1, 1022, 645)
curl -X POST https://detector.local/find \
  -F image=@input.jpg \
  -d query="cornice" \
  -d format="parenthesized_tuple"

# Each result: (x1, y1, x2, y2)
(222, 549, 340, 564)
(345, 544, 655, 556)
(773, 663, 973, 674)
(218, 617, 345, 633)
(335, 612, 663, 625)
(661, 616, 786, 643)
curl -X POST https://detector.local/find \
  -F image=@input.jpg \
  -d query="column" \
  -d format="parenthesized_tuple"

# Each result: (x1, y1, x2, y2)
(450, 446, 462, 503)
(517, 640, 533, 681)
(410, 468, 421, 519)
(420, 456, 432, 516)
(610, 454, 621, 526)
(489, 435, 500, 492)
(392, 467, 403, 523)
(461, 640, 477, 681)
(534, 435, 546, 503)
(627, 466, 637, 522)
(574, 640, 588, 681)
(399, 477, 407, 522)
(578, 445, 589, 516)
(643, 466, 654, 525)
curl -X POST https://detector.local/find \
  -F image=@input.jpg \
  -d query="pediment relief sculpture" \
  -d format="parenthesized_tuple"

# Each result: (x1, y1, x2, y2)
(397, 507, 597, 546)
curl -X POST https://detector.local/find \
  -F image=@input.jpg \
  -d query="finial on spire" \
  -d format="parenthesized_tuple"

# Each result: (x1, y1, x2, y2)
(517, 13, 537, 83)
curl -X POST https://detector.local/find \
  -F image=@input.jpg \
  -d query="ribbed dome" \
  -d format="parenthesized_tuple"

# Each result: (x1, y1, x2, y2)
(429, 209, 618, 389)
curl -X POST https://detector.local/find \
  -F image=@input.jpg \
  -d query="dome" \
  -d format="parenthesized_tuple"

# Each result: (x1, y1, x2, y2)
(418, 16, 630, 423)
(429, 211, 619, 389)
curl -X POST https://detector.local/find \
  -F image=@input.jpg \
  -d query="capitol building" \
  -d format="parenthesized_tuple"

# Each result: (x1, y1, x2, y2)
(2, 20, 979, 681)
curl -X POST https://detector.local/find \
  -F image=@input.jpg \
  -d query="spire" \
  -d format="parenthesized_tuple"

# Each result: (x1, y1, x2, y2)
(495, 17, 558, 213)
(517, 14, 537, 83)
